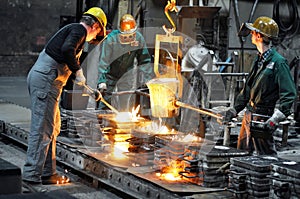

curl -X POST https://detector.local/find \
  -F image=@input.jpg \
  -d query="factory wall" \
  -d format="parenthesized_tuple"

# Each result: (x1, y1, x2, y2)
(0, 0, 77, 76)
(1, 0, 299, 76)
(228, 0, 300, 72)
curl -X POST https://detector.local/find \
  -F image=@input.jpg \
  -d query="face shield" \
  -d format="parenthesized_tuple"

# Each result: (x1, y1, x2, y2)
(238, 23, 252, 37)
(118, 14, 137, 44)
(238, 17, 279, 38)
(119, 32, 136, 44)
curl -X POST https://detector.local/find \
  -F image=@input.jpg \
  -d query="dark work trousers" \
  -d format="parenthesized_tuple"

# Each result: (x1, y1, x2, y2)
(22, 49, 71, 183)
(237, 109, 277, 156)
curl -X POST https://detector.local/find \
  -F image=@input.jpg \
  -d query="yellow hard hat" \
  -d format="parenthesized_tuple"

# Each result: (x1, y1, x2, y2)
(119, 14, 137, 34)
(245, 16, 279, 38)
(84, 7, 107, 36)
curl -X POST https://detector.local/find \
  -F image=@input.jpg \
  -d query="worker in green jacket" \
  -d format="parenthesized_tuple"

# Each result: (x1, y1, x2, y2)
(224, 16, 297, 155)
(97, 14, 153, 110)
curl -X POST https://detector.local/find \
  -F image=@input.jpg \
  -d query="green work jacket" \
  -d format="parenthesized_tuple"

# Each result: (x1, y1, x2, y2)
(97, 30, 152, 88)
(234, 48, 297, 116)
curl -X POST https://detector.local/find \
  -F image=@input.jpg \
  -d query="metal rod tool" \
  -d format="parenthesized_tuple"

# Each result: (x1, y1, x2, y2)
(82, 83, 119, 114)
(73, 81, 119, 114)
(175, 101, 223, 121)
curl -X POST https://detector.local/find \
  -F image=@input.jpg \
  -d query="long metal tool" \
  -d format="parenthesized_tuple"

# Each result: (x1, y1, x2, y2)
(175, 101, 223, 120)
(111, 89, 150, 98)
(83, 83, 119, 114)
(74, 81, 119, 114)
(99, 98, 119, 114)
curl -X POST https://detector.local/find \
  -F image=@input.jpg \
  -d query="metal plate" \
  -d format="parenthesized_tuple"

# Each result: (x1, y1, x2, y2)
(230, 156, 286, 172)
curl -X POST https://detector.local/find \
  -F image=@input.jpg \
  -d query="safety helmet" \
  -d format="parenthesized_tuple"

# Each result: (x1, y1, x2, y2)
(119, 14, 137, 34)
(244, 16, 279, 38)
(84, 7, 107, 36)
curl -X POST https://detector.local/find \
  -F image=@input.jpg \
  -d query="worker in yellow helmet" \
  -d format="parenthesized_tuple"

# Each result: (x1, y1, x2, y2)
(23, 7, 107, 186)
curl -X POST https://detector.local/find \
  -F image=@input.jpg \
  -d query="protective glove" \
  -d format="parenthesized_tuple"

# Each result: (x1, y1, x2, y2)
(97, 83, 107, 93)
(92, 89, 102, 102)
(74, 69, 86, 86)
(265, 109, 286, 130)
(222, 107, 237, 124)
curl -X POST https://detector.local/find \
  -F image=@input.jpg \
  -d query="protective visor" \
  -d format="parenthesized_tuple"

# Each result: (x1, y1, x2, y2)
(238, 23, 253, 37)
(119, 32, 136, 44)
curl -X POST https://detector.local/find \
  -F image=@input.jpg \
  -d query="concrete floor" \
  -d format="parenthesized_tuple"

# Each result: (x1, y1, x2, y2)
(0, 76, 30, 108)
(0, 76, 122, 198)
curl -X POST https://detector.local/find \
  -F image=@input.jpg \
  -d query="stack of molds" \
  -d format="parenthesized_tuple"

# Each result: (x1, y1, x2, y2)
(269, 161, 300, 199)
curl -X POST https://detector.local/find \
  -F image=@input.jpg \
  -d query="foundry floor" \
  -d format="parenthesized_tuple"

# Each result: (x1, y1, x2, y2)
(0, 76, 298, 159)
(0, 76, 299, 199)
(0, 77, 123, 198)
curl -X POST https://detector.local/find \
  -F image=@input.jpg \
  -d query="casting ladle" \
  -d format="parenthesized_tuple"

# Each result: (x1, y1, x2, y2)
(114, 89, 223, 121)
(74, 81, 119, 114)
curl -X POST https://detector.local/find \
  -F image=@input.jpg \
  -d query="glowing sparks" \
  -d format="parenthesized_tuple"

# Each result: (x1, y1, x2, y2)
(131, 105, 140, 121)
(137, 118, 171, 134)
(55, 175, 70, 185)
(155, 170, 182, 181)
(163, 173, 181, 181)
(115, 105, 141, 122)
(155, 160, 183, 181)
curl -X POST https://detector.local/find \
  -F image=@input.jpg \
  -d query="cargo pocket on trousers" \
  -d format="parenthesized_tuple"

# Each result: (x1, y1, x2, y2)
(34, 91, 48, 116)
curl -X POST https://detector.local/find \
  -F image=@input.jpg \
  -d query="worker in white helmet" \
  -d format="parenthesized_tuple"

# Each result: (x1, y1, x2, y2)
(97, 14, 153, 110)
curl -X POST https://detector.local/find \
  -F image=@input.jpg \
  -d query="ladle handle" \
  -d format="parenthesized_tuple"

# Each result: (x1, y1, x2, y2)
(175, 101, 223, 120)
(73, 80, 119, 114)
(100, 98, 119, 114)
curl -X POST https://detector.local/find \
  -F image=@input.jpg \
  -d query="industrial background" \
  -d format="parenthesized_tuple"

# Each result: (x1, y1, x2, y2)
(1, 0, 300, 75)
(0, 0, 300, 198)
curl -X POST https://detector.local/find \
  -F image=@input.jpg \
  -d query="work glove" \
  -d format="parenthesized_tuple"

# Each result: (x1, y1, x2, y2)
(221, 107, 237, 124)
(74, 69, 86, 86)
(265, 109, 286, 130)
(97, 83, 107, 94)
(92, 89, 102, 102)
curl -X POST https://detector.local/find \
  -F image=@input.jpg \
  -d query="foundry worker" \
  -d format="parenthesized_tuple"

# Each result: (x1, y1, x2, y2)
(224, 16, 297, 155)
(97, 14, 152, 110)
(23, 7, 107, 185)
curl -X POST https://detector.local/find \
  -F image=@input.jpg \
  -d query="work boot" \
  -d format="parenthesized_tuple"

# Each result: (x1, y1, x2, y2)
(42, 173, 70, 185)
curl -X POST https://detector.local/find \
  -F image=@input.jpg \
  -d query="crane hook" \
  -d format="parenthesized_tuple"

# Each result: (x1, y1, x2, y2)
(163, 0, 178, 35)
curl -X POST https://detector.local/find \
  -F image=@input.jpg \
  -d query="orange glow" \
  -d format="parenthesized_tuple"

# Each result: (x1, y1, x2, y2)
(115, 105, 141, 122)
(111, 142, 129, 159)
(55, 175, 70, 185)
(156, 170, 182, 181)
(163, 173, 181, 181)
(147, 78, 179, 117)
(155, 160, 183, 181)
(137, 118, 173, 134)
(131, 105, 140, 121)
